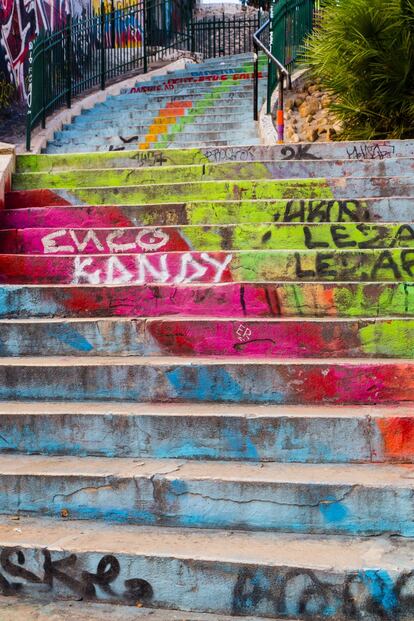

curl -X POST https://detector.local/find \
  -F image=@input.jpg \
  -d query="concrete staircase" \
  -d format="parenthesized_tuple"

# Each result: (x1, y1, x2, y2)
(1, 136, 414, 620)
(44, 53, 267, 153)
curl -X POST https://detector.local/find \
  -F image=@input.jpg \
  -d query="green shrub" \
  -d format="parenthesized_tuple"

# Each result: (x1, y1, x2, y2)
(0, 73, 17, 111)
(303, 0, 414, 140)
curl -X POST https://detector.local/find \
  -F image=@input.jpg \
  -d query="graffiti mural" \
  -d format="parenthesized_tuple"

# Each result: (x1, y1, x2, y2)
(0, 0, 91, 98)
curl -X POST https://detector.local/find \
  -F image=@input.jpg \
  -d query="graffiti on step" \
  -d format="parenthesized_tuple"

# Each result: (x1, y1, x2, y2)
(274, 199, 369, 222)
(303, 223, 414, 249)
(0, 547, 153, 603)
(232, 566, 414, 620)
(72, 252, 233, 284)
(294, 249, 414, 280)
(280, 145, 322, 161)
(130, 150, 168, 166)
(346, 143, 396, 160)
(202, 146, 256, 163)
(41, 227, 172, 254)
(129, 72, 262, 93)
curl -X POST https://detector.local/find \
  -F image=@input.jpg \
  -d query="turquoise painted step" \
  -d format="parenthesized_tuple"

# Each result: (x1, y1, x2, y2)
(70, 111, 255, 129)
(54, 121, 258, 140)
(0, 357, 413, 405)
(2, 316, 414, 358)
(0, 515, 406, 620)
(0, 455, 412, 536)
(0, 401, 409, 464)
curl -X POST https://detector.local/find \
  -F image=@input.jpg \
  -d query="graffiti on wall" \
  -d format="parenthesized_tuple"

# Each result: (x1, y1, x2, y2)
(0, 0, 90, 98)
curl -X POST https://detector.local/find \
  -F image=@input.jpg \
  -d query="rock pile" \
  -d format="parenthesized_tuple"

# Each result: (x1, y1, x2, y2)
(282, 77, 342, 143)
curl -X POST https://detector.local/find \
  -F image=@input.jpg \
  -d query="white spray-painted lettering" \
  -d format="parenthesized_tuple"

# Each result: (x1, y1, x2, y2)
(42, 228, 170, 254)
(72, 253, 233, 285)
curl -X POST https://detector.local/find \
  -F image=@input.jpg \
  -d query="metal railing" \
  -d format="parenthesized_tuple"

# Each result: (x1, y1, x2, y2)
(191, 13, 262, 58)
(26, 4, 263, 150)
(253, 18, 289, 142)
(26, 0, 194, 150)
(253, 0, 316, 142)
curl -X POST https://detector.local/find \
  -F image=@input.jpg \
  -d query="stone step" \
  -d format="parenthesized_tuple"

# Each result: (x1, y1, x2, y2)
(2, 249, 414, 285)
(92, 91, 254, 110)
(69, 110, 255, 130)
(2, 282, 412, 319)
(78, 102, 254, 122)
(7, 178, 414, 208)
(4, 198, 413, 229)
(47, 130, 260, 149)
(55, 120, 260, 139)
(44, 139, 246, 154)
(0, 515, 412, 619)
(0, 316, 412, 358)
(0, 356, 413, 404)
(12, 160, 414, 191)
(1, 401, 412, 463)
(0, 454, 412, 535)
(16, 142, 414, 174)
(5, 222, 414, 255)
(0, 598, 277, 621)
(114, 84, 256, 99)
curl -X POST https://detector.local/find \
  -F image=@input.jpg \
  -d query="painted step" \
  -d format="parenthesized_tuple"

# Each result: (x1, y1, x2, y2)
(69, 111, 256, 130)
(8, 177, 414, 207)
(114, 84, 256, 98)
(12, 160, 414, 190)
(2, 282, 414, 319)
(3, 249, 414, 285)
(78, 101, 254, 121)
(5, 198, 414, 229)
(6, 222, 414, 255)
(54, 120, 258, 139)
(0, 455, 414, 535)
(0, 599, 276, 621)
(0, 316, 413, 358)
(16, 142, 414, 173)
(1, 401, 413, 463)
(0, 516, 413, 619)
(92, 93, 253, 111)
(48, 131, 260, 149)
(43, 139, 240, 153)
(1, 356, 414, 404)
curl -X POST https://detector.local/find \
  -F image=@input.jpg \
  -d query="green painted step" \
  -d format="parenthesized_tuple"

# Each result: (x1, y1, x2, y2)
(12, 159, 414, 190)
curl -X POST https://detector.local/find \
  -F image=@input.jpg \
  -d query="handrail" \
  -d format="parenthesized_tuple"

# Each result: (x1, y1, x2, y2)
(253, 18, 289, 143)
(253, 19, 289, 76)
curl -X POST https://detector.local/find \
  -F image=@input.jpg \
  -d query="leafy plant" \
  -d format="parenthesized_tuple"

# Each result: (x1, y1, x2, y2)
(0, 73, 17, 111)
(303, 0, 414, 140)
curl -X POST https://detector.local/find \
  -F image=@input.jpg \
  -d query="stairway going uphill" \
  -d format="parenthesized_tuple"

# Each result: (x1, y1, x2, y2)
(3, 133, 414, 620)
(44, 53, 267, 154)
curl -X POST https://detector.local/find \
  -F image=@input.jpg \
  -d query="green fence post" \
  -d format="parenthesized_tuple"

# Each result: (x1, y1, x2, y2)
(41, 33, 46, 127)
(143, 0, 148, 73)
(66, 13, 72, 108)
(25, 39, 34, 151)
(100, 0, 106, 89)
(213, 15, 216, 56)
(190, 18, 195, 54)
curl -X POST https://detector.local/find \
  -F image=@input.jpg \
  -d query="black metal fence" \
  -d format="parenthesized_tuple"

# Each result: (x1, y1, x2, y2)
(190, 13, 262, 58)
(26, 2, 262, 149)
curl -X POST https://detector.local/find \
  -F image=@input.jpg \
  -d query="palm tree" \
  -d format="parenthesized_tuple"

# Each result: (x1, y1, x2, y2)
(303, 0, 414, 139)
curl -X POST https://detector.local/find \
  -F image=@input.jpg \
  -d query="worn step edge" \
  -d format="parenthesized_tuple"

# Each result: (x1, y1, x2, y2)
(0, 516, 412, 619)
(1, 315, 414, 360)
(0, 400, 410, 464)
(0, 598, 287, 621)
